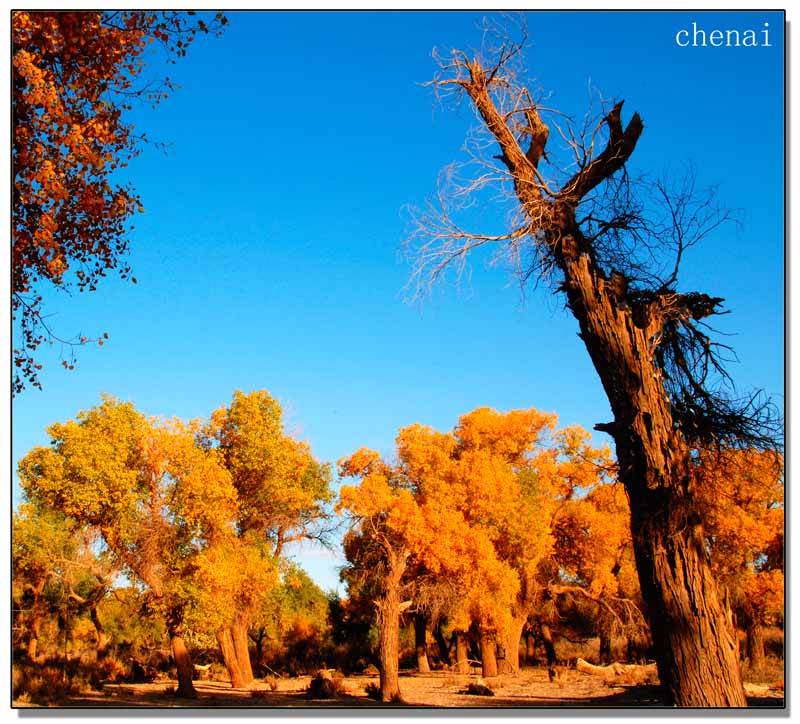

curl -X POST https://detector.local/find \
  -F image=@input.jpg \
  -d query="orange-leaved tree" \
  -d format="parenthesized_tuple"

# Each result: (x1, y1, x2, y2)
(18, 396, 238, 697)
(695, 448, 784, 670)
(202, 390, 333, 685)
(12, 11, 226, 392)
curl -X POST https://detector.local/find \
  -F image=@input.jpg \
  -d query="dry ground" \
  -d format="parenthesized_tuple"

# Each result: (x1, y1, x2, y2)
(20, 666, 784, 709)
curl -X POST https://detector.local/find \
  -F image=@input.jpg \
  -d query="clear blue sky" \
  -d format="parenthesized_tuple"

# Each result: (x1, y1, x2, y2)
(12, 10, 784, 593)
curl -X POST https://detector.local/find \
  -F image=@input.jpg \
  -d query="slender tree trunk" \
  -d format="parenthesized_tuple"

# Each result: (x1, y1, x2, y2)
(217, 628, 246, 688)
(479, 629, 498, 678)
(414, 613, 430, 673)
(455, 632, 470, 674)
(170, 634, 196, 698)
(231, 619, 254, 684)
(540, 622, 557, 677)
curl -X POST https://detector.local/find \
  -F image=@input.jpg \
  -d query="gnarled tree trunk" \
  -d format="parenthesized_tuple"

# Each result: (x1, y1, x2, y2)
(437, 52, 749, 707)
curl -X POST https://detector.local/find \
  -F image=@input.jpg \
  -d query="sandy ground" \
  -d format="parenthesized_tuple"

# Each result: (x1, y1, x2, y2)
(25, 666, 784, 709)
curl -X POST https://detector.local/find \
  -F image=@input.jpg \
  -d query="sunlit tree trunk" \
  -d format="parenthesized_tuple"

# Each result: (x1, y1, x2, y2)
(502, 616, 526, 674)
(170, 633, 196, 698)
(414, 612, 430, 673)
(376, 547, 407, 702)
(479, 629, 498, 678)
(455, 632, 470, 674)
(231, 619, 254, 684)
(217, 628, 245, 689)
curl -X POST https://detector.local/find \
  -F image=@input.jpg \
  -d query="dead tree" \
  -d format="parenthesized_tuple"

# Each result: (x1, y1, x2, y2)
(407, 17, 779, 707)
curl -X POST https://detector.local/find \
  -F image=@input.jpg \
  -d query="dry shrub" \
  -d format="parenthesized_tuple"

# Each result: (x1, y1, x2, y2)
(12, 660, 88, 704)
(306, 669, 346, 699)
(263, 676, 279, 691)
(742, 654, 784, 685)
(364, 681, 381, 700)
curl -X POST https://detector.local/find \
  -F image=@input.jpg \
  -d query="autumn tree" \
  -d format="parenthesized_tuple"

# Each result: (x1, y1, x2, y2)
(406, 19, 780, 705)
(12, 11, 226, 392)
(695, 448, 784, 670)
(18, 396, 238, 697)
(202, 390, 334, 685)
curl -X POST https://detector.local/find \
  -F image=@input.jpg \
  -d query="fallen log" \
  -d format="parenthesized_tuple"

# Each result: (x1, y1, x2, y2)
(576, 657, 658, 685)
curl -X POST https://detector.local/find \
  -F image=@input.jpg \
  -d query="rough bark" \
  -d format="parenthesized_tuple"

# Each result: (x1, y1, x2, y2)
(376, 549, 406, 703)
(231, 620, 254, 685)
(217, 628, 246, 689)
(414, 612, 431, 673)
(479, 629, 498, 678)
(453, 63, 748, 706)
(455, 632, 470, 674)
(170, 634, 196, 698)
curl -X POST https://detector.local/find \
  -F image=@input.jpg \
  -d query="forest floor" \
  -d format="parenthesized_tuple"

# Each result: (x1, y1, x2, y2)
(27, 666, 784, 709)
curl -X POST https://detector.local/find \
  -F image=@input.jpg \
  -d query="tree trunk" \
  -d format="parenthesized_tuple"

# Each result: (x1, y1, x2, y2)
(525, 632, 536, 665)
(414, 613, 430, 673)
(376, 548, 406, 703)
(455, 632, 470, 673)
(433, 623, 452, 665)
(626, 485, 745, 706)
(170, 634, 196, 698)
(27, 607, 42, 660)
(541, 623, 557, 679)
(231, 619, 254, 684)
(377, 587, 401, 702)
(452, 72, 747, 705)
(746, 622, 765, 671)
(216, 628, 246, 688)
(501, 617, 526, 674)
(559, 244, 748, 706)
(479, 629, 498, 678)
(90, 604, 109, 659)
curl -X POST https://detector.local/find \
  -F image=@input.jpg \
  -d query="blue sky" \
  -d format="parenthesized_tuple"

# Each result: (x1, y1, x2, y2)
(12, 10, 784, 593)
